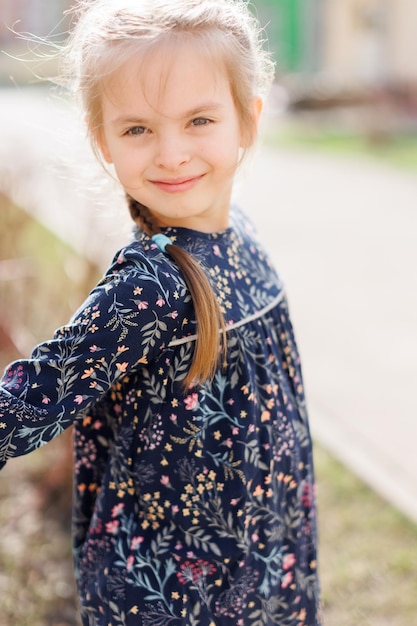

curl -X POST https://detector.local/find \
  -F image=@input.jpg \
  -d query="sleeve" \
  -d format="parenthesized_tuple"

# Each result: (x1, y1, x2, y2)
(0, 247, 184, 468)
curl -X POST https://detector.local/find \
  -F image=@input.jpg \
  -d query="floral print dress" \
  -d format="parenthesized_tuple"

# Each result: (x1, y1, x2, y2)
(0, 207, 321, 626)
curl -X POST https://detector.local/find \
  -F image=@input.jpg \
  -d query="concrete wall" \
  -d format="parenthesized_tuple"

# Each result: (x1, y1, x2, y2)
(388, 0, 417, 82)
(321, 0, 417, 86)
(2, 0, 417, 86)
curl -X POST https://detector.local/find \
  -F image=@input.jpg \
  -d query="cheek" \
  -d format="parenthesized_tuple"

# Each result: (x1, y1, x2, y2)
(213, 141, 241, 171)
(201, 132, 240, 169)
(113, 149, 147, 180)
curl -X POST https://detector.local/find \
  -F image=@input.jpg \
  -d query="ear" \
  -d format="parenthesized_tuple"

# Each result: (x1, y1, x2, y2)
(240, 97, 264, 148)
(252, 96, 263, 125)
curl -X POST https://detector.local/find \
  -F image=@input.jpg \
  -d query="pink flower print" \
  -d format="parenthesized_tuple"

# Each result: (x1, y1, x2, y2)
(301, 482, 314, 508)
(105, 520, 120, 535)
(89, 345, 100, 353)
(281, 571, 294, 589)
(184, 393, 199, 410)
(282, 553, 296, 571)
(130, 536, 144, 550)
(111, 503, 125, 518)
(74, 395, 84, 405)
(213, 244, 221, 256)
(116, 251, 126, 264)
(42, 395, 51, 404)
(126, 555, 135, 570)
(160, 475, 171, 486)
(156, 297, 166, 307)
(137, 301, 149, 310)
(170, 413, 178, 423)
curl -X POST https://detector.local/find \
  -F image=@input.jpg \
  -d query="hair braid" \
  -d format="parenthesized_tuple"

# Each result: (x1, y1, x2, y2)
(127, 195, 156, 235)
(127, 195, 227, 388)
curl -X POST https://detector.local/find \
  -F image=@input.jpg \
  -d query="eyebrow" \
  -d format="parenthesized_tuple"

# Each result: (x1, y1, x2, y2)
(111, 101, 225, 127)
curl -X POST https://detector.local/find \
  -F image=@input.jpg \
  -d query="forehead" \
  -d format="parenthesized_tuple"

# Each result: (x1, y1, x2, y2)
(101, 39, 234, 121)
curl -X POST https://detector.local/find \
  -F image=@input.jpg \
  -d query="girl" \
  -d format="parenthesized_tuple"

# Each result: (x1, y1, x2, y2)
(0, 1, 322, 624)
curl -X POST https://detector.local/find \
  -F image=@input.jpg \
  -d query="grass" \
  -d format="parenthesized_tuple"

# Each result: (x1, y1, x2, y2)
(266, 118, 417, 173)
(0, 436, 79, 626)
(0, 192, 100, 360)
(0, 194, 100, 625)
(315, 445, 417, 625)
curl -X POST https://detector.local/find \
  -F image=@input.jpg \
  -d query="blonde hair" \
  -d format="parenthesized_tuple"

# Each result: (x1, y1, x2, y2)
(63, 0, 275, 387)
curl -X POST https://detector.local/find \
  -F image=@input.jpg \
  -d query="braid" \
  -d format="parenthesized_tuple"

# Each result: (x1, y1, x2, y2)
(127, 195, 156, 235)
(127, 195, 227, 388)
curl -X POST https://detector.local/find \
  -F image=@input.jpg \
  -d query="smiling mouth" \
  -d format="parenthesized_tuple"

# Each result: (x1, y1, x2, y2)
(150, 174, 204, 193)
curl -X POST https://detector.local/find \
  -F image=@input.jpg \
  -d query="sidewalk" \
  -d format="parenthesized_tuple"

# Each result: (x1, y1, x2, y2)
(1, 87, 417, 522)
(239, 145, 417, 523)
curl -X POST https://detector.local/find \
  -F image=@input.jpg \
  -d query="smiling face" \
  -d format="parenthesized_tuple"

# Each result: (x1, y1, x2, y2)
(96, 40, 257, 233)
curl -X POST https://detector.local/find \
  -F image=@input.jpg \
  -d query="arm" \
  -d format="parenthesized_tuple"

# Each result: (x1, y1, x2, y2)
(0, 246, 182, 467)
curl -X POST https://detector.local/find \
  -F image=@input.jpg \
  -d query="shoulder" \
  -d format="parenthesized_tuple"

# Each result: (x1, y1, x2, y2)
(230, 204, 261, 244)
(108, 236, 179, 277)
(102, 237, 187, 298)
(230, 205, 277, 269)
(69, 236, 192, 332)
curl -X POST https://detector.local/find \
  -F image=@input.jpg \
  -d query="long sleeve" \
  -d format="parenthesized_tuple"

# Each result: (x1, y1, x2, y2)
(0, 244, 187, 467)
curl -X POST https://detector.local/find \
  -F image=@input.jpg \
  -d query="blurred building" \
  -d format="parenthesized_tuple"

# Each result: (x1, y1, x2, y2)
(258, 0, 417, 88)
(322, 0, 417, 87)
(1, 0, 417, 90)
(0, 0, 72, 44)
(0, 0, 72, 83)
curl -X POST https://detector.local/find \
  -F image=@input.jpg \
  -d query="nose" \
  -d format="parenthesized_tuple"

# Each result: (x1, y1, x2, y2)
(154, 133, 191, 170)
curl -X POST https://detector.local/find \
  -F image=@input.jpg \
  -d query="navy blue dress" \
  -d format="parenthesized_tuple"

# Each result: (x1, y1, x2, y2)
(0, 208, 321, 625)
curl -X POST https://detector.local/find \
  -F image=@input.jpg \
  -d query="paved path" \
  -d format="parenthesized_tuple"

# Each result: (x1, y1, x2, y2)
(238, 144, 417, 523)
(1, 87, 417, 522)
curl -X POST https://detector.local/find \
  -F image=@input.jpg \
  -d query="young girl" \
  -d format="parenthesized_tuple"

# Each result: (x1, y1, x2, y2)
(0, 1, 321, 624)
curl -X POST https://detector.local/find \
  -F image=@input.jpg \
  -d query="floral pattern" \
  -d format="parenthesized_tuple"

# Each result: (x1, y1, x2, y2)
(0, 207, 321, 625)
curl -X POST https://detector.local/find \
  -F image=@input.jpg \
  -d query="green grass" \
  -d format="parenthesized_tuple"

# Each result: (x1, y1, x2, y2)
(0, 195, 98, 625)
(315, 445, 417, 625)
(0, 193, 100, 361)
(266, 121, 417, 173)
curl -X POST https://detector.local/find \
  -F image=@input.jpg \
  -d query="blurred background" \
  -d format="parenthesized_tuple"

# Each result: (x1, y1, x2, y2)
(1, 1, 417, 625)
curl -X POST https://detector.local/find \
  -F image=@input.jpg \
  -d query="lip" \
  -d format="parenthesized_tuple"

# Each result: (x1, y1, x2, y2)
(150, 174, 205, 193)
